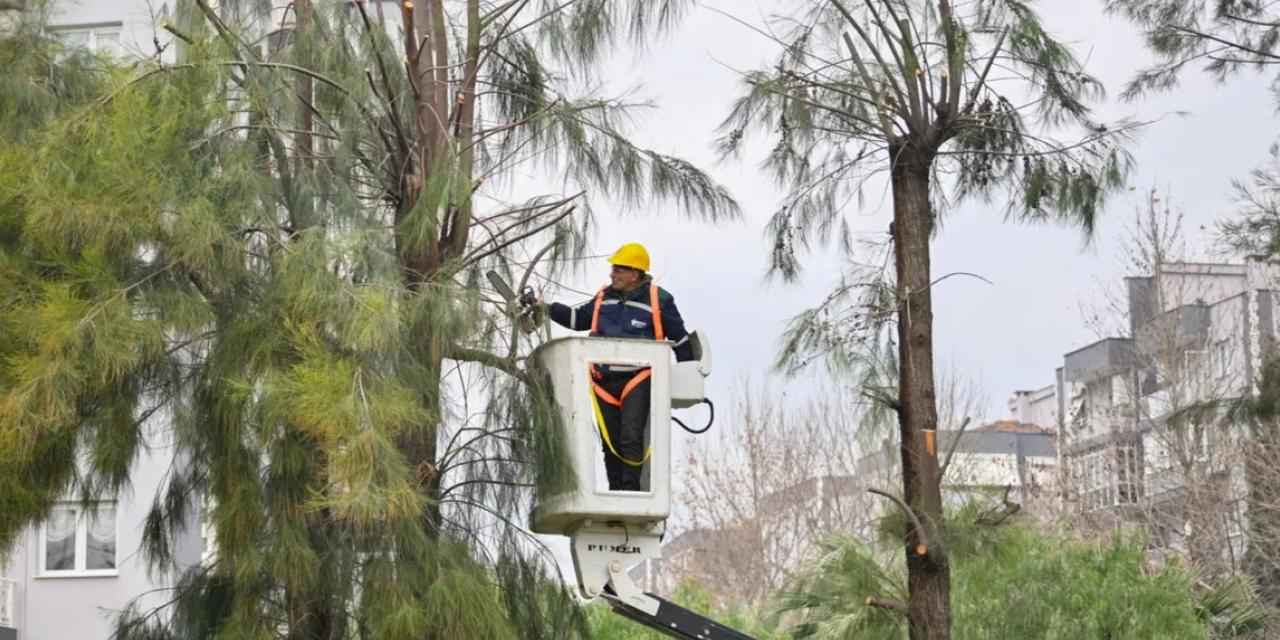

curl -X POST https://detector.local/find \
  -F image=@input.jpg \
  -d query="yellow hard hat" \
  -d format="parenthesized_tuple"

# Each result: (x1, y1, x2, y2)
(608, 242, 650, 272)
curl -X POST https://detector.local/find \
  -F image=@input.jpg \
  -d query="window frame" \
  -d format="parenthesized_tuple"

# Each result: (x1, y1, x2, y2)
(1076, 449, 1113, 511)
(47, 21, 125, 56)
(36, 501, 119, 579)
(1115, 442, 1143, 505)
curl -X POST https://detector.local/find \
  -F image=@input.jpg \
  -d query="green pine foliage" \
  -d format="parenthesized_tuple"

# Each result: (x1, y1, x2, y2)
(586, 581, 781, 640)
(719, 0, 1138, 373)
(778, 506, 1221, 639)
(1104, 0, 1280, 102)
(0, 1, 737, 637)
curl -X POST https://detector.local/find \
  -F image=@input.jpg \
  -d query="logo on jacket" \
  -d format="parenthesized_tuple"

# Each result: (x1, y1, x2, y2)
(630, 319, 648, 329)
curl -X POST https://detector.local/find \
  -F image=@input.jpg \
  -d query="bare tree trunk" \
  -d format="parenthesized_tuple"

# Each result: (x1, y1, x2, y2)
(393, 0, 475, 539)
(890, 146, 951, 640)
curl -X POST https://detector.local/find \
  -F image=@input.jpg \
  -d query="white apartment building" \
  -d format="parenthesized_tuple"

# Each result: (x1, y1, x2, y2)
(1024, 258, 1280, 568)
(43, 0, 171, 58)
(0, 416, 204, 640)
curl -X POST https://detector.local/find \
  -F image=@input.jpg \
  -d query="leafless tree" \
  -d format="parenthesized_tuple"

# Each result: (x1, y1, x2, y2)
(671, 381, 874, 606)
(671, 370, 986, 608)
(1067, 189, 1250, 580)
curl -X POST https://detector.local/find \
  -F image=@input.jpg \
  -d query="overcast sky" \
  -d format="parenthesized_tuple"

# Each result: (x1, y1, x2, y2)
(529, 0, 1280, 429)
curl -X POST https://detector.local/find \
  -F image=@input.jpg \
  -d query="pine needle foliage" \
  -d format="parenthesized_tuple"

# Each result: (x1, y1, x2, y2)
(586, 581, 781, 640)
(777, 505, 1218, 639)
(0, 1, 738, 637)
(720, 0, 1137, 286)
(1220, 143, 1280, 260)
(1105, 0, 1280, 102)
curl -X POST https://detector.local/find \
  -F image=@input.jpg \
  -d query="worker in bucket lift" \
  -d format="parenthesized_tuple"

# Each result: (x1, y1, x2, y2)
(540, 243, 694, 492)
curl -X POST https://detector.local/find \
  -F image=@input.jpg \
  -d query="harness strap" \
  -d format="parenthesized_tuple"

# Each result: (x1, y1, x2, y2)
(585, 283, 663, 469)
(589, 367, 653, 467)
(589, 283, 664, 340)
(589, 287, 606, 334)
(590, 369, 652, 407)
(649, 284, 664, 341)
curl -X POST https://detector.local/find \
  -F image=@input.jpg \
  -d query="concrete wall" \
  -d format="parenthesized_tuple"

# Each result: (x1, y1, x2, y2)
(1063, 337, 1134, 383)
(1156, 262, 1247, 313)
(1008, 385, 1057, 431)
(0, 411, 200, 640)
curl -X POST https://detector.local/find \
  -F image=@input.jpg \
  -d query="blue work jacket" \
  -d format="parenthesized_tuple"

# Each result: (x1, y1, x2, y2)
(549, 279, 694, 363)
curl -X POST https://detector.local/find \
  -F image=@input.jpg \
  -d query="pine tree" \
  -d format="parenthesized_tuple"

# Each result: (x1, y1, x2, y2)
(0, 1, 737, 638)
(717, 1, 1136, 637)
(0, 0, 113, 547)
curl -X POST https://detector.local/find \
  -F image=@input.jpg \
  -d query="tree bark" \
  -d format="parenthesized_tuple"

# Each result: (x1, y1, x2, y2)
(394, 0, 461, 539)
(889, 144, 951, 640)
(399, 327, 445, 535)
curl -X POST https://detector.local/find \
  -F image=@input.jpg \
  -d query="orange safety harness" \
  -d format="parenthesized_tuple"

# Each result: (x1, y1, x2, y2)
(587, 283, 664, 467)
(590, 283, 665, 342)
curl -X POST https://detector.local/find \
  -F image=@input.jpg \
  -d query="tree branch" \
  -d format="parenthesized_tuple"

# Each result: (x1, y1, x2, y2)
(446, 345, 527, 383)
(974, 484, 1021, 526)
(1222, 13, 1280, 29)
(939, 0, 965, 120)
(860, 385, 901, 412)
(1168, 24, 1280, 62)
(354, 1, 412, 160)
(838, 34, 898, 138)
(865, 596, 909, 615)
(868, 488, 930, 557)
(830, 0, 910, 127)
(508, 238, 559, 358)
(462, 203, 578, 267)
(962, 27, 1008, 117)
(938, 416, 972, 480)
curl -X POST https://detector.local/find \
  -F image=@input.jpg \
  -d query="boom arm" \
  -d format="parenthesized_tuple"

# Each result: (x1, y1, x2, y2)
(602, 562, 759, 640)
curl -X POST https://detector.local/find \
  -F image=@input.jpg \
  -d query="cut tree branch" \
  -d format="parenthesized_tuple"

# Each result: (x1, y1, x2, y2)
(865, 596, 909, 615)
(869, 487, 931, 557)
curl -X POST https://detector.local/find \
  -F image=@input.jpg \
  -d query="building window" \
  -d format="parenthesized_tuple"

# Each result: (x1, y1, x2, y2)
(40, 502, 117, 576)
(49, 23, 124, 56)
(1116, 443, 1143, 504)
(1078, 449, 1113, 511)
(1212, 339, 1231, 379)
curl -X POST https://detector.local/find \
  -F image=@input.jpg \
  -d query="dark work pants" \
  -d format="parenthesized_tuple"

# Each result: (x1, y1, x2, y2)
(595, 372, 651, 491)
